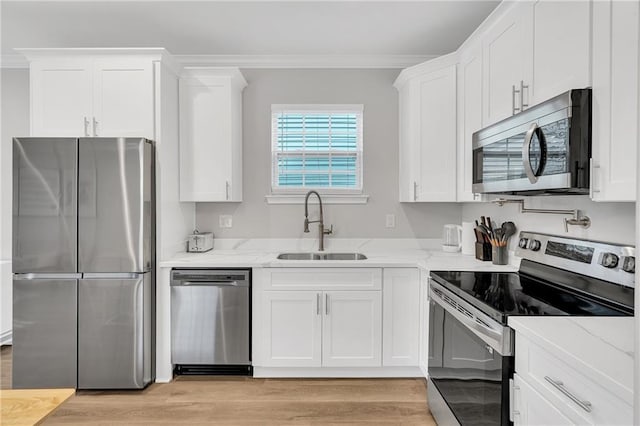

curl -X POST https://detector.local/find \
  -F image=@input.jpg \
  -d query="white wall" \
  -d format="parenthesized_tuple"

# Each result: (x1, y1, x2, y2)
(1, 68, 29, 343)
(462, 196, 636, 250)
(195, 68, 462, 239)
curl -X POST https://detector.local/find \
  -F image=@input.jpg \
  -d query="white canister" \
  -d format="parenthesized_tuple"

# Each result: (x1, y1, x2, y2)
(461, 222, 476, 255)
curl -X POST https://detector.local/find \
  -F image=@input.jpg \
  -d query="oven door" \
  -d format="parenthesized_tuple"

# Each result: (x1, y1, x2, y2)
(428, 287, 513, 426)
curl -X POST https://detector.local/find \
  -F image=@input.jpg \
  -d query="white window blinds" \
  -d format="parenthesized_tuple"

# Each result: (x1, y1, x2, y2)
(271, 104, 363, 193)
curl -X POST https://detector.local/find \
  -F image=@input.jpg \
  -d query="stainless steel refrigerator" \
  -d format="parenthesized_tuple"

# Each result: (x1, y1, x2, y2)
(12, 137, 155, 389)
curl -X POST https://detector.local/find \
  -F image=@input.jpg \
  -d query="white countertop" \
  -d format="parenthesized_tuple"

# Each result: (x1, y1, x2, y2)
(159, 248, 520, 272)
(508, 316, 634, 401)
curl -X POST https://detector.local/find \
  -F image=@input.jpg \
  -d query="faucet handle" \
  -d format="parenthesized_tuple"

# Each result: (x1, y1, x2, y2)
(324, 225, 334, 235)
(303, 218, 310, 233)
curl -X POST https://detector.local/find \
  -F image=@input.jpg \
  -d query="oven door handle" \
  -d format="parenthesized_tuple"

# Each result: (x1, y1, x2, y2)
(430, 281, 512, 356)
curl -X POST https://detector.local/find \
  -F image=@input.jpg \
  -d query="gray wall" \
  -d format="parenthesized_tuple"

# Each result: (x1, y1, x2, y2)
(195, 68, 462, 238)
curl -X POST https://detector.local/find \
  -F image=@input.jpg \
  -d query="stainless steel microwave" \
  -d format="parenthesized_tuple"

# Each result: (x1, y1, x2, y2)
(472, 89, 591, 195)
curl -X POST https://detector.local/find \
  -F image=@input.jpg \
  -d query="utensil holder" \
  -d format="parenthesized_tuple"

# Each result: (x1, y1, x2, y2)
(475, 242, 492, 261)
(492, 245, 508, 265)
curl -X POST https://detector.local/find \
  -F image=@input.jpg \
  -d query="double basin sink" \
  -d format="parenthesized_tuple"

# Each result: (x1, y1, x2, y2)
(277, 252, 367, 261)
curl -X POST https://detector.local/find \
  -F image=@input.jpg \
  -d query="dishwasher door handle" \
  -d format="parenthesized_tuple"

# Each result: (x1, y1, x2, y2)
(175, 280, 239, 287)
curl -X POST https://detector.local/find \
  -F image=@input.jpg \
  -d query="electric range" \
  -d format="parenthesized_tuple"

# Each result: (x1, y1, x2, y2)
(427, 232, 635, 426)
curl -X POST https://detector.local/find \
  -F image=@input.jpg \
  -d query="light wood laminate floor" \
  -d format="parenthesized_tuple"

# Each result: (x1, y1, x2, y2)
(1, 346, 436, 425)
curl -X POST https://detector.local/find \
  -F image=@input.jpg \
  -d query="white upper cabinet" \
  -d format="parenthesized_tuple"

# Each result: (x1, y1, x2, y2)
(530, 0, 591, 106)
(25, 50, 158, 139)
(179, 68, 246, 202)
(456, 43, 483, 202)
(591, 0, 639, 202)
(30, 59, 93, 137)
(395, 56, 457, 202)
(482, 1, 533, 125)
(92, 59, 155, 138)
(482, 1, 591, 125)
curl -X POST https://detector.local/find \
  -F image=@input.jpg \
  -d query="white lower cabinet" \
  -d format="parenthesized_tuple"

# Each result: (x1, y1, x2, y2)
(322, 291, 382, 367)
(261, 291, 322, 367)
(254, 267, 421, 374)
(382, 268, 419, 366)
(512, 374, 574, 426)
(259, 290, 381, 368)
(512, 332, 632, 425)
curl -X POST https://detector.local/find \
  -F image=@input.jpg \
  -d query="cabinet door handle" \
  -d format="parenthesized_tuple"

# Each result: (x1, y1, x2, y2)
(590, 159, 601, 195)
(316, 293, 321, 315)
(544, 376, 592, 413)
(413, 181, 418, 201)
(92, 117, 99, 136)
(520, 80, 529, 111)
(225, 181, 230, 200)
(325, 293, 330, 315)
(83, 117, 90, 136)
(512, 85, 521, 115)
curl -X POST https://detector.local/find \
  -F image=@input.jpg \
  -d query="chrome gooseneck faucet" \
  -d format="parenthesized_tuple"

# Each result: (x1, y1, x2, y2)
(303, 190, 333, 251)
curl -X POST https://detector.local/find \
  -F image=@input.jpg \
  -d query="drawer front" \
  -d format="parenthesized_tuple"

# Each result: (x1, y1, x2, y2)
(263, 268, 382, 291)
(516, 334, 632, 425)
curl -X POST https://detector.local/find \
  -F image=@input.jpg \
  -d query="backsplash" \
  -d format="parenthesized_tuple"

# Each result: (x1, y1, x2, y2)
(462, 195, 636, 248)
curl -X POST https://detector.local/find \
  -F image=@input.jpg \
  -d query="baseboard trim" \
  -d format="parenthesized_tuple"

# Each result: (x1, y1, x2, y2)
(253, 366, 422, 378)
(0, 330, 12, 345)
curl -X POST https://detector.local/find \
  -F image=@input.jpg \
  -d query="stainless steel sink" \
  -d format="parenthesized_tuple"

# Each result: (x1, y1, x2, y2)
(277, 252, 367, 260)
(322, 253, 368, 260)
(277, 253, 322, 260)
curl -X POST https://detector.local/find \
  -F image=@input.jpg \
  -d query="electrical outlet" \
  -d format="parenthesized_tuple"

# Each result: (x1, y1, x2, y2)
(219, 215, 233, 228)
(385, 214, 396, 228)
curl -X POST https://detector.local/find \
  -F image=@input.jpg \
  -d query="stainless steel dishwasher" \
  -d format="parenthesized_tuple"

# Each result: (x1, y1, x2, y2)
(171, 269, 251, 375)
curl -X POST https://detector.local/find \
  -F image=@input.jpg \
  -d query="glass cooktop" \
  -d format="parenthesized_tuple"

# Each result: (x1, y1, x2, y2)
(430, 263, 634, 325)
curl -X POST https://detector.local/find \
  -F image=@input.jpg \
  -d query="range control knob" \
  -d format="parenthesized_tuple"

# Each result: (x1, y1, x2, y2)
(527, 239, 542, 251)
(600, 253, 619, 268)
(622, 256, 635, 274)
(519, 238, 529, 249)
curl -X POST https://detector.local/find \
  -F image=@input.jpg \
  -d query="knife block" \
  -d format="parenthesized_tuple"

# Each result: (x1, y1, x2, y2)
(475, 242, 492, 261)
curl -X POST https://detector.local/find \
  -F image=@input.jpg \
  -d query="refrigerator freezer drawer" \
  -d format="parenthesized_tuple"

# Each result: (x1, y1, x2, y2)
(77, 273, 152, 389)
(12, 276, 78, 389)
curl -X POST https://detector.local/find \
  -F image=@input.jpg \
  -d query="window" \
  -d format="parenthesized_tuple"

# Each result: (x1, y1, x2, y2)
(271, 104, 363, 195)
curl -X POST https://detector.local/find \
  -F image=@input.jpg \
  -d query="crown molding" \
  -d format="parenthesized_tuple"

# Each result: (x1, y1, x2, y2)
(172, 54, 435, 69)
(2, 52, 436, 69)
(393, 51, 458, 88)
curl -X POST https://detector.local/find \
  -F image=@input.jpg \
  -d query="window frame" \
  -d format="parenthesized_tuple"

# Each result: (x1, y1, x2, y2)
(270, 104, 364, 196)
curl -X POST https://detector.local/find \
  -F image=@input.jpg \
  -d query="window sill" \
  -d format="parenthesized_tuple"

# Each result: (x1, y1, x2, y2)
(265, 194, 370, 205)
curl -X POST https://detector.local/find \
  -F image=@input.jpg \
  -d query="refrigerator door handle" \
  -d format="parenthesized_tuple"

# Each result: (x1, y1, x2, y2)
(82, 272, 145, 279)
(13, 273, 82, 280)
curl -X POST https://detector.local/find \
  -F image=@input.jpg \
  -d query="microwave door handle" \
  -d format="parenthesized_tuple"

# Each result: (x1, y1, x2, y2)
(522, 122, 539, 184)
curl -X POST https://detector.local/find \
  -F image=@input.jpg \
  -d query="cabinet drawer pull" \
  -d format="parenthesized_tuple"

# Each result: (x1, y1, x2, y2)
(413, 181, 417, 201)
(544, 376, 592, 413)
(316, 293, 321, 315)
(92, 117, 99, 136)
(83, 117, 90, 136)
(225, 181, 230, 200)
(325, 293, 330, 315)
(512, 85, 521, 115)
